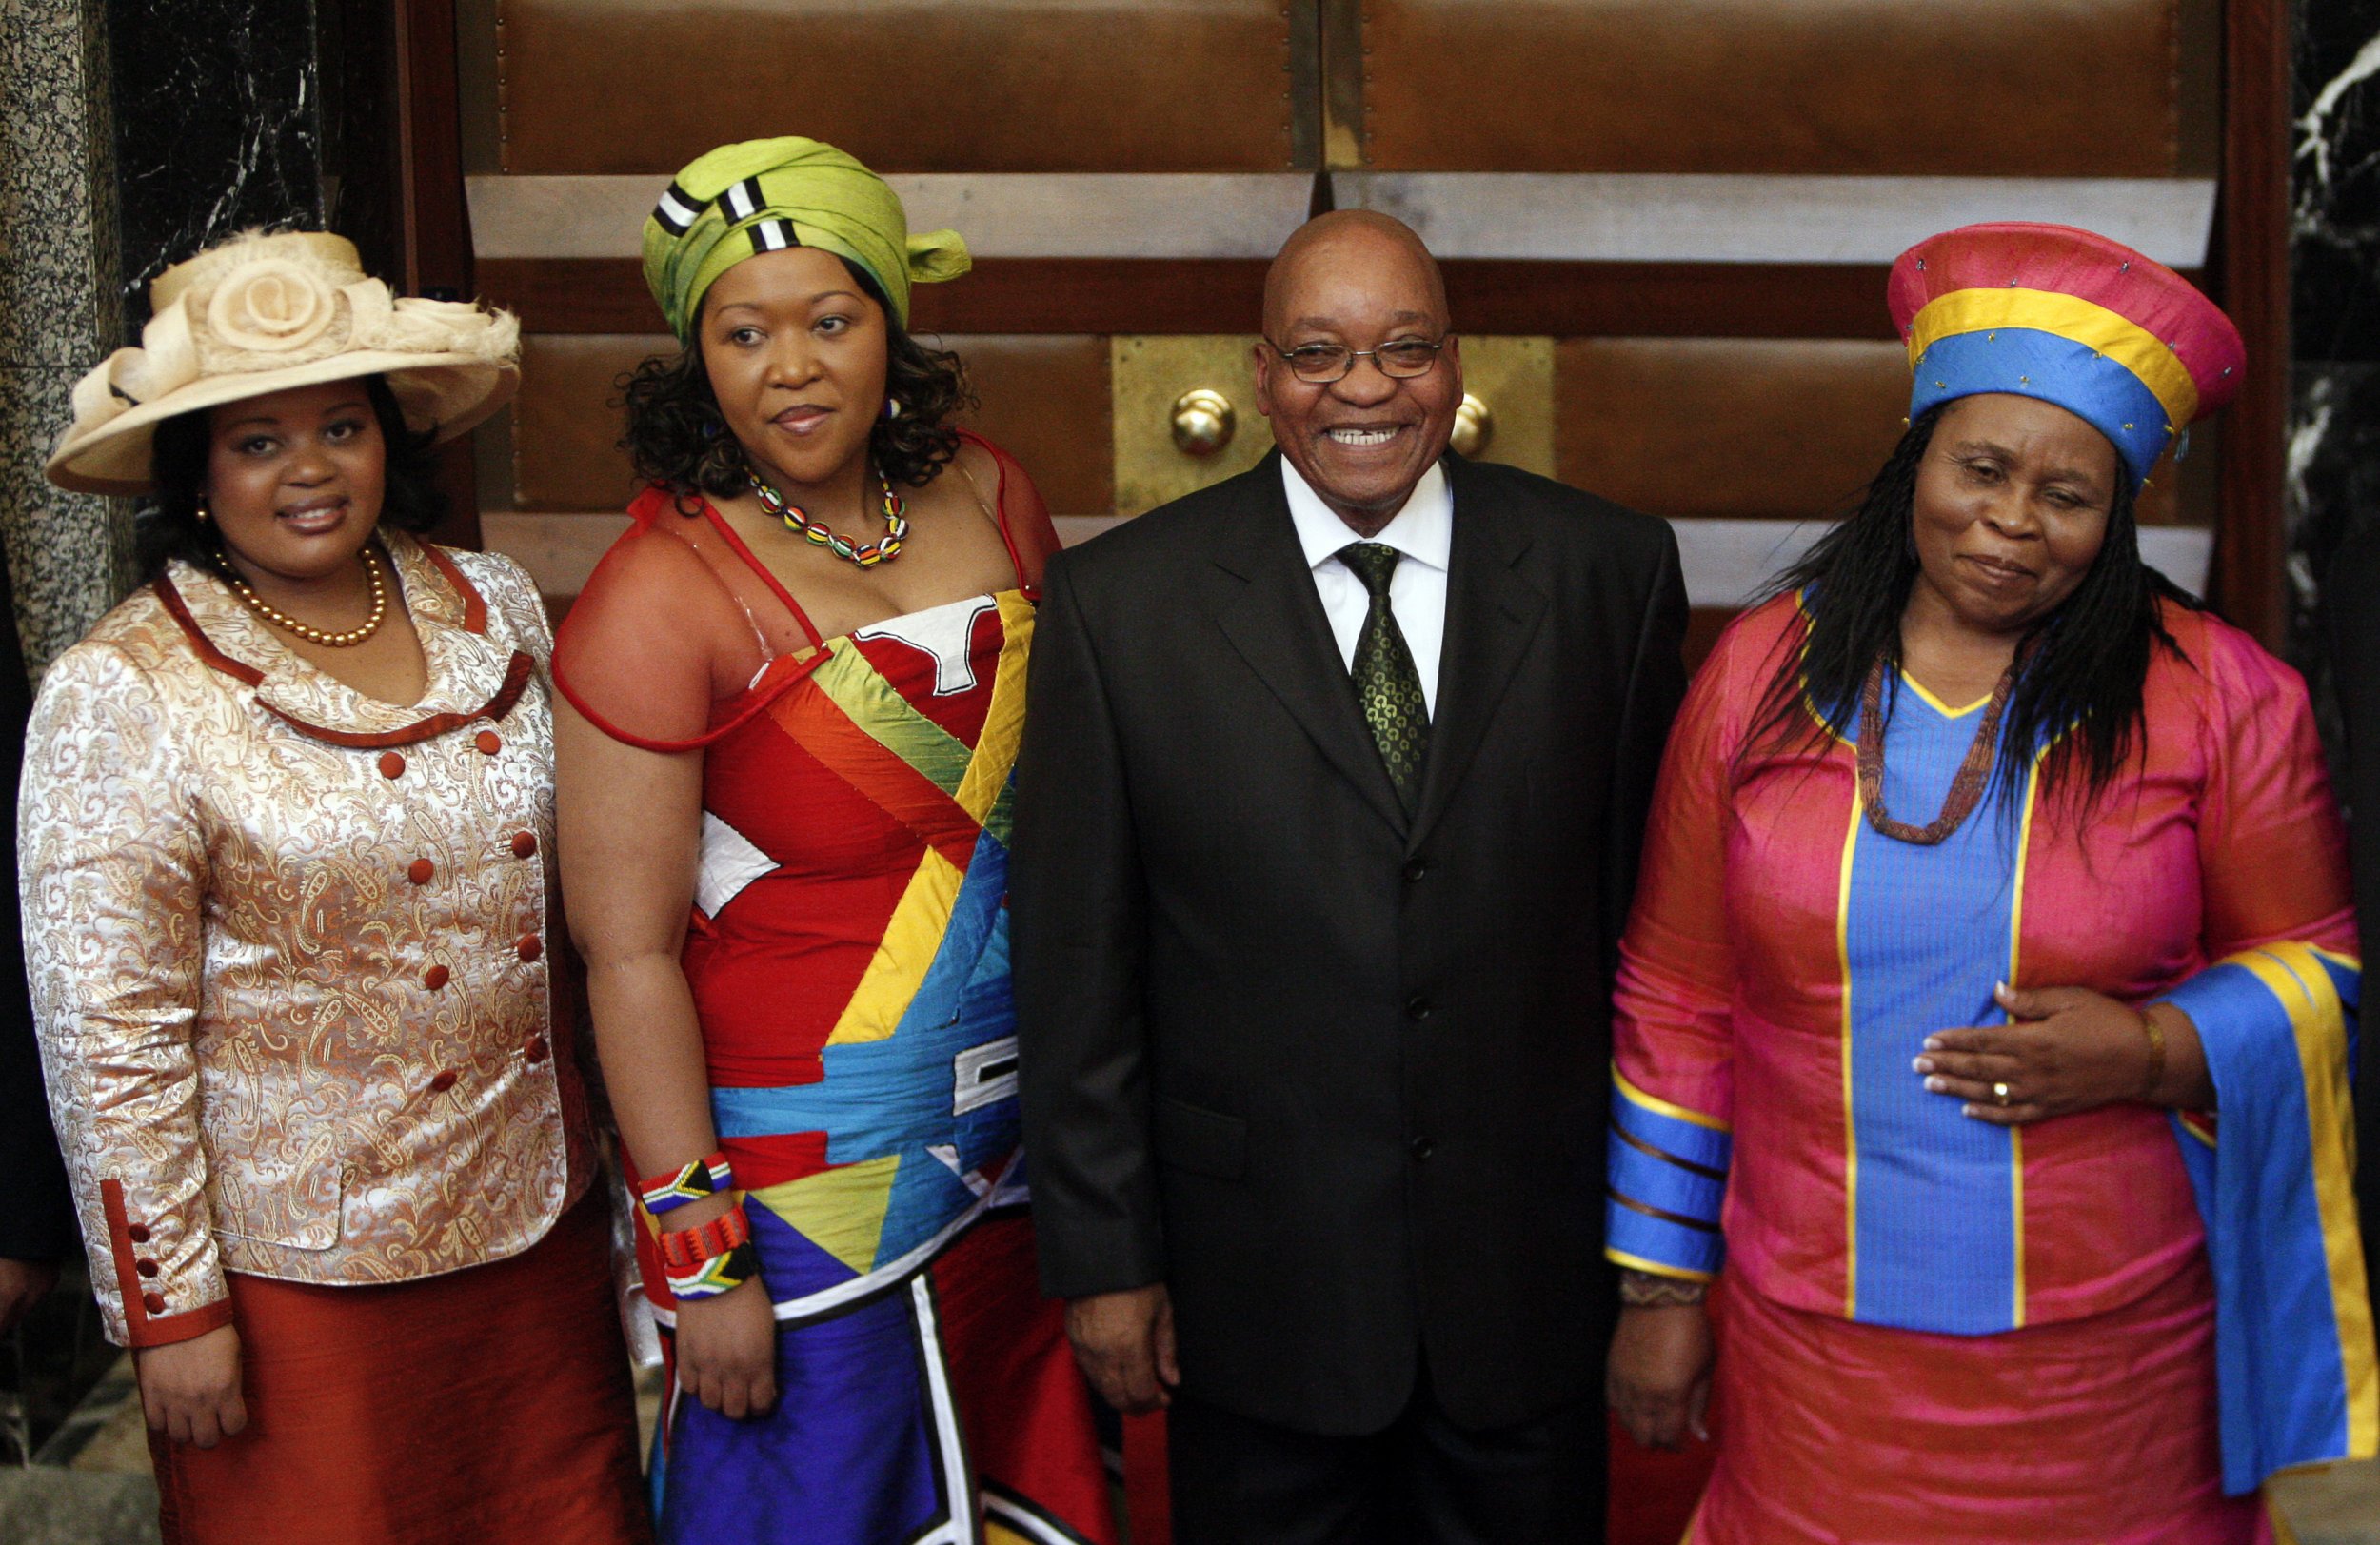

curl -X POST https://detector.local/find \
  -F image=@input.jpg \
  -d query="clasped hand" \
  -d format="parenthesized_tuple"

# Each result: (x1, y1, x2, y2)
(1913, 982, 2160, 1125)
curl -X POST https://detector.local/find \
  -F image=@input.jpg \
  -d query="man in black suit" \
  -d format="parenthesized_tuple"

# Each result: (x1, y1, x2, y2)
(1011, 210, 1687, 1542)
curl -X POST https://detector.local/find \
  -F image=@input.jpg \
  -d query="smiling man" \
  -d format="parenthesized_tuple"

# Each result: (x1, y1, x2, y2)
(1011, 211, 1687, 1542)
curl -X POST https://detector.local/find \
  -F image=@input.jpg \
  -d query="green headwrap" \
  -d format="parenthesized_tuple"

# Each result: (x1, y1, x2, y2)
(641, 136, 970, 344)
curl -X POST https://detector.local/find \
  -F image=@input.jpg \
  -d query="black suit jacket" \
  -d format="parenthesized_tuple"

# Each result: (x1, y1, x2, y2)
(2325, 528, 2380, 1335)
(0, 547, 74, 1266)
(1012, 450, 1686, 1435)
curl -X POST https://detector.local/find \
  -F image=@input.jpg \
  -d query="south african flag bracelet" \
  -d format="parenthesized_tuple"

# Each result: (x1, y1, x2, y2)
(639, 1151, 735, 1216)
(659, 1202, 760, 1301)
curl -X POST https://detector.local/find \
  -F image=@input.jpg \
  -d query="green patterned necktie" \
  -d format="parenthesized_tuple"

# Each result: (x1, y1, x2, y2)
(1338, 542, 1430, 813)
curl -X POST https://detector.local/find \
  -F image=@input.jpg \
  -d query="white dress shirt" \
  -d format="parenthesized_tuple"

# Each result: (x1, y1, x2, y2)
(1281, 456, 1453, 716)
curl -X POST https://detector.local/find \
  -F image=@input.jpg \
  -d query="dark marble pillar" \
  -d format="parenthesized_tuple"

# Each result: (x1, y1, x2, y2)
(102, 0, 327, 332)
(2294, 1, 2380, 676)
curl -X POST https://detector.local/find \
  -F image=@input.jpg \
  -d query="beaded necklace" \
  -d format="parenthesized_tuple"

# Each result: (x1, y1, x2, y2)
(220, 546, 389, 647)
(748, 468, 907, 568)
(1854, 653, 2020, 845)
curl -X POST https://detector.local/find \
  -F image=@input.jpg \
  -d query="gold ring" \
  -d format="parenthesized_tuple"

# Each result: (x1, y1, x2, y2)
(1993, 1081, 2013, 1107)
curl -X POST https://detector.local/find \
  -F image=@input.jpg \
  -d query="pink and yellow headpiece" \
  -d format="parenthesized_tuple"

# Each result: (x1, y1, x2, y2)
(1888, 222, 2244, 492)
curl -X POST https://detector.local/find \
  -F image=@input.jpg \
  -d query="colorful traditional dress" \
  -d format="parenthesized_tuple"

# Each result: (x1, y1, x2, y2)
(554, 436, 1115, 1545)
(1608, 593, 2374, 1543)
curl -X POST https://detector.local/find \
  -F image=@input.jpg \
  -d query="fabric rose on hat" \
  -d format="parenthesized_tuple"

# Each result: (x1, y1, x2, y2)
(207, 259, 339, 354)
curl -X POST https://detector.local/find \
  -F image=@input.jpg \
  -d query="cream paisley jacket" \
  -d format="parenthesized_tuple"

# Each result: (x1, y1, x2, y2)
(19, 533, 592, 1347)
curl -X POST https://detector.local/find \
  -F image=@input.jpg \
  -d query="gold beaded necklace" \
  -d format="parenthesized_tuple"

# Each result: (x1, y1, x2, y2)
(221, 546, 390, 647)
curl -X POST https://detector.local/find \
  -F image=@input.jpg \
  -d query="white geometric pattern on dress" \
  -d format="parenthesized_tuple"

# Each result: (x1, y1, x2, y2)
(695, 810, 776, 918)
(852, 594, 1000, 697)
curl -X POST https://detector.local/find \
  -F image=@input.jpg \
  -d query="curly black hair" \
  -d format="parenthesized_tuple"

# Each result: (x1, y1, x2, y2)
(618, 258, 974, 497)
(135, 373, 446, 584)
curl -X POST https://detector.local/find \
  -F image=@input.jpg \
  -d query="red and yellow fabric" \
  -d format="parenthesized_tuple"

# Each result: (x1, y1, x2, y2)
(1609, 594, 2372, 1538)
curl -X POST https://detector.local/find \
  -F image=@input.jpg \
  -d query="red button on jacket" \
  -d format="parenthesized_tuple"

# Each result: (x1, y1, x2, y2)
(475, 730, 502, 755)
(510, 831, 538, 859)
(407, 859, 434, 885)
(378, 751, 405, 779)
(429, 1070, 458, 1093)
(516, 935, 544, 963)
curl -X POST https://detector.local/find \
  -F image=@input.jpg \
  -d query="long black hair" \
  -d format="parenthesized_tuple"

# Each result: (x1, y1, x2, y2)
(1750, 403, 2199, 813)
(618, 257, 973, 498)
(136, 373, 446, 584)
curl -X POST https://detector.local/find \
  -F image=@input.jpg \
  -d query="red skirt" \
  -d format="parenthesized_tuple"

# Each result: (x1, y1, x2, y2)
(1692, 1255, 2271, 1544)
(149, 1190, 651, 1545)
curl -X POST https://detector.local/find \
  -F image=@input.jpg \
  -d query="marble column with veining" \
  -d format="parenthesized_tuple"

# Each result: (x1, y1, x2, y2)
(0, 0, 128, 676)
(2294, 0, 2380, 683)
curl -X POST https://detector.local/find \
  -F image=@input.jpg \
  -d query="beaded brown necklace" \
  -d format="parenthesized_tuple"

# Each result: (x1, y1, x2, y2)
(1854, 654, 2020, 845)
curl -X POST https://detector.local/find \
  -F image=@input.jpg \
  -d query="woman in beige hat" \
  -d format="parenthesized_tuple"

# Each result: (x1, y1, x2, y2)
(24, 230, 649, 1544)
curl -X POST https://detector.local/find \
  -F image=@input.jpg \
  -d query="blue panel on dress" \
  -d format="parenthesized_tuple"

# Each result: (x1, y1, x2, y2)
(1843, 681, 2025, 1335)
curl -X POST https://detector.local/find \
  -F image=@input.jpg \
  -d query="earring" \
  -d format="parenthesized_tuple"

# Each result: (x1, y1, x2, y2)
(195, 498, 211, 524)
(883, 397, 902, 421)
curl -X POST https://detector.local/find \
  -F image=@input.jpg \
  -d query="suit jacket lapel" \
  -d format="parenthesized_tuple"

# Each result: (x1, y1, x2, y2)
(1209, 454, 1410, 835)
(1411, 454, 1548, 850)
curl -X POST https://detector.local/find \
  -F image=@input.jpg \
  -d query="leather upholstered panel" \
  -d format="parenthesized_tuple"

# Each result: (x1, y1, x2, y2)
(497, 1, 1301, 174)
(1359, 0, 2181, 175)
(511, 334, 1115, 516)
(1555, 339, 2182, 525)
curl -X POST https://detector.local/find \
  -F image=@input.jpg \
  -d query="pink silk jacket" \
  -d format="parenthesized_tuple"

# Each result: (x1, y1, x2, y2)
(19, 534, 592, 1348)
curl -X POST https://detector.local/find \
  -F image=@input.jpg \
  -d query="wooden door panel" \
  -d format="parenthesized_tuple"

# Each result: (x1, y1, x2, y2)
(495, 0, 1313, 174)
(1554, 337, 2184, 525)
(1357, 0, 2182, 175)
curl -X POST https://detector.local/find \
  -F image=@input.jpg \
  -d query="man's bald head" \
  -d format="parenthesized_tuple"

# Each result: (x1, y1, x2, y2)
(1263, 210, 1448, 341)
(1253, 210, 1461, 534)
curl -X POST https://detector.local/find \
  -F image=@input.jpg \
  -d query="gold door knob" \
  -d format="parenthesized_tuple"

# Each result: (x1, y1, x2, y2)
(1171, 388, 1237, 456)
(1451, 393, 1494, 459)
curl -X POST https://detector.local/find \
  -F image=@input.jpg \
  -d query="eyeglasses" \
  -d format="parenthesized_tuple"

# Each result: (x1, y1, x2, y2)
(1267, 337, 1447, 385)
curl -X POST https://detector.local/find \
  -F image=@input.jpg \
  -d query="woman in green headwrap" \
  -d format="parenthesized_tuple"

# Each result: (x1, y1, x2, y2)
(550, 139, 1117, 1544)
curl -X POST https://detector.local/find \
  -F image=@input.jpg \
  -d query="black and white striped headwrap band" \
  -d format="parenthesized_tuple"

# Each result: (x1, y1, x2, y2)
(721, 177, 768, 223)
(652, 180, 703, 237)
(749, 218, 799, 252)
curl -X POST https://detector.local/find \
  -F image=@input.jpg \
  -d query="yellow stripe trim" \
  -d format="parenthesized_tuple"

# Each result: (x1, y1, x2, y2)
(1898, 671, 1991, 719)
(1606, 1248, 1716, 1284)
(1908, 287, 2198, 427)
(823, 847, 963, 1047)
(2005, 753, 2046, 1330)
(2235, 942, 2378, 1458)
(1614, 1067, 1733, 1133)
(949, 592, 1036, 827)
(1837, 782, 1864, 1319)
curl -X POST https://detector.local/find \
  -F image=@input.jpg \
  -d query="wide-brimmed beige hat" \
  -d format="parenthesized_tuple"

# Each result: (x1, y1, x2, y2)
(46, 230, 521, 496)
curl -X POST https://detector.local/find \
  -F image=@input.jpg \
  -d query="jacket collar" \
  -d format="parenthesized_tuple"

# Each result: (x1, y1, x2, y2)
(157, 531, 529, 746)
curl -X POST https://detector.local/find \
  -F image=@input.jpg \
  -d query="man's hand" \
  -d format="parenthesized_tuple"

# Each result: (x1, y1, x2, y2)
(135, 1323, 248, 1448)
(1606, 1303, 1713, 1450)
(0, 1257, 57, 1336)
(674, 1276, 779, 1420)
(1066, 1283, 1179, 1414)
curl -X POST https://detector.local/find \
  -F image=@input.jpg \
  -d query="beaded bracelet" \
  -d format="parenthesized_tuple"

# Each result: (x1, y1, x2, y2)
(639, 1151, 735, 1217)
(659, 1202, 760, 1301)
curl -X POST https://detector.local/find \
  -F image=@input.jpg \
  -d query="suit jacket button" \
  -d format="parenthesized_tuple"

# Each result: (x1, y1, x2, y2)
(407, 858, 435, 885)
(1404, 995, 1434, 1022)
(135, 1258, 159, 1278)
(510, 831, 538, 859)
(429, 1070, 458, 1093)
(126, 1223, 150, 1244)
(525, 1036, 549, 1063)
(141, 1291, 165, 1314)
(1409, 1136, 1435, 1160)
(516, 935, 544, 963)
(1402, 858, 1429, 881)
(378, 751, 405, 779)
(475, 729, 503, 756)
(423, 964, 450, 991)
